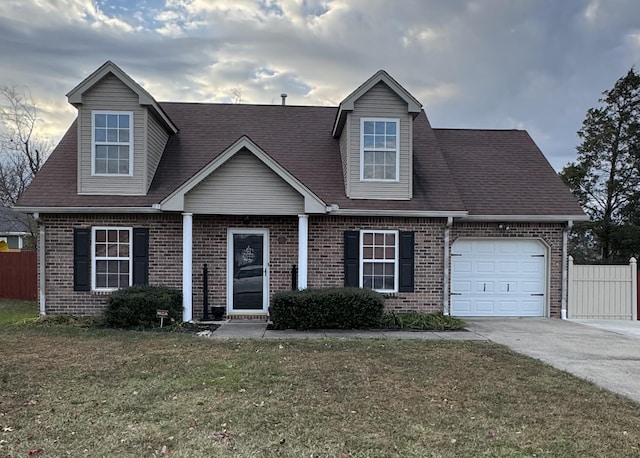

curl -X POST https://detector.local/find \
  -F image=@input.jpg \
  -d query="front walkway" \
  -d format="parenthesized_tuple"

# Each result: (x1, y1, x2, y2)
(209, 321, 484, 340)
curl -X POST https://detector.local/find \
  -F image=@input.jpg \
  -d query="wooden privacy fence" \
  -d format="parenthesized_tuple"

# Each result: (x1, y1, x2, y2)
(568, 256, 637, 320)
(0, 252, 37, 300)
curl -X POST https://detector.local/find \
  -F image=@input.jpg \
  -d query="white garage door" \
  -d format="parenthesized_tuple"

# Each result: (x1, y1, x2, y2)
(451, 239, 546, 317)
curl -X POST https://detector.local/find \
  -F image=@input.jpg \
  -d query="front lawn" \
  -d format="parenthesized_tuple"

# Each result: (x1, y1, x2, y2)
(1, 323, 639, 457)
(0, 299, 38, 325)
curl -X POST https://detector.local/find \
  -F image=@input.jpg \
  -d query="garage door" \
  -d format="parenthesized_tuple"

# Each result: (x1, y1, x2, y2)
(451, 239, 546, 317)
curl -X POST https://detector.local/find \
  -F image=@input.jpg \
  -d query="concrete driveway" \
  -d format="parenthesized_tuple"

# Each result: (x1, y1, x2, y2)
(465, 318, 640, 405)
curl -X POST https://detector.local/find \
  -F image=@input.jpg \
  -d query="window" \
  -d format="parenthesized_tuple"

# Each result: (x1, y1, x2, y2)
(92, 111, 133, 175)
(360, 230, 398, 292)
(92, 227, 132, 290)
(361, 118, 399, 181)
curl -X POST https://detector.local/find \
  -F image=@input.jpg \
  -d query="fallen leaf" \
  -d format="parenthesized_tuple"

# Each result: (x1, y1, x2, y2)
(161, 445, 168, 455)
(28, 447, 43, 456)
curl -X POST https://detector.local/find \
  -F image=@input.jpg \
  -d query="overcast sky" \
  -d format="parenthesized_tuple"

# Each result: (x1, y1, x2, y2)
(1, 0, 639, 171)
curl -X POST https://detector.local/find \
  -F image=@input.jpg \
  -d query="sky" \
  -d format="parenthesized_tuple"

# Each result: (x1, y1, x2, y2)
(0, 0, 639, 171)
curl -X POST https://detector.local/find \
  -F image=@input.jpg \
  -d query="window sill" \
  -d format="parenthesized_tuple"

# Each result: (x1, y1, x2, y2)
(91, 290, 114, 296)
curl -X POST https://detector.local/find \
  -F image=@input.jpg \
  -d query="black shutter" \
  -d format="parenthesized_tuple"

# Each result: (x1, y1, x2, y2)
(132, 228, 149, 285)
(344, 230, 360, 287)
(398, 231, 414, 292)
(73, 228, 90, 291)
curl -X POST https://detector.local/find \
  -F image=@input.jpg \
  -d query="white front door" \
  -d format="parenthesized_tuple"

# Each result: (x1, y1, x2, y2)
(451, 239, 546, 317)
(228, 229, 269, 314)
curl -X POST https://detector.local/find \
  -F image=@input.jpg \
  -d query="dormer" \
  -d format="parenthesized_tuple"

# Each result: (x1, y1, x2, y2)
(66, 61, 178, 196)
(333, 71, 422, 200)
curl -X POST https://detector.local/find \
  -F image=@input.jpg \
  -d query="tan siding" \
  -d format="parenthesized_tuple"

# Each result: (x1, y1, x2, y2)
(146, 111, 170, 190)
(348, 82, 411, 200)
(78, 74, 145, 195)
(185, 149, 304, 215)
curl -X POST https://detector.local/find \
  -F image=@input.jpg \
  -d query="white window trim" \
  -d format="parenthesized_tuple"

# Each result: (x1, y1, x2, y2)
(91, 110, 134, 177)
(91, 227, 133, 292)
(359, 229, 399, 293)
(360, 117, 400, 182)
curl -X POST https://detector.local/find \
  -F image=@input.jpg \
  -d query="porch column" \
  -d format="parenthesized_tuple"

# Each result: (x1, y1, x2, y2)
(182, 212, 193, 322)
(298, 214, 308, 289)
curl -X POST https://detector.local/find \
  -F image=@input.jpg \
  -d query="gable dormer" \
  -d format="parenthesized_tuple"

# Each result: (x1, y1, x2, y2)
(66, 61, 178, 196)
(333, 71, 422, 200)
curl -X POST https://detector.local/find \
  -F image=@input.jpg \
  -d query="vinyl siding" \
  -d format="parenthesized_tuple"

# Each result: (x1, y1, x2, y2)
(146, 111, 170, 191)
(78, 74, 145, 195)
(185, 149, 304, 215)
(348, 82, 412, 200)
(339, 116, 350, 196)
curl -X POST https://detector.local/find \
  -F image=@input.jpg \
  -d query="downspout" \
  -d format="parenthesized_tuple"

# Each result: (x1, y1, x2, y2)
(443, 217, 453, 316)
(33, 213, 46, 316)
(561, 220, 573, 320)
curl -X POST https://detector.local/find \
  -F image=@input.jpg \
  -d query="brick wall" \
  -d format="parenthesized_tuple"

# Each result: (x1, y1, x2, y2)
(42, 213, 183, 316)
(40, 214, 565, 318)
(308, 216, 446, 312)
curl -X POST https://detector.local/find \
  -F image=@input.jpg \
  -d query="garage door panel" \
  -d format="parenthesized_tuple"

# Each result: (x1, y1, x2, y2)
(474, 281, 495, 293)
(497, 300, 518, 313)
(521, 281, 543, 293)
(476, 261, 495, 273)
(452, 260, 472, 273)
(451, 239, 546, 317)
(498, 261, 518, 273)
(452, 281, 472, 293)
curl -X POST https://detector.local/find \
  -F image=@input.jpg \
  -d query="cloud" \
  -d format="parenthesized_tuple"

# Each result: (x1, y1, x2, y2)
(0, 0, 639, 170)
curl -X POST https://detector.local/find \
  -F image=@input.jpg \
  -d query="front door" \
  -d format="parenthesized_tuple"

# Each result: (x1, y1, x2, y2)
(228, 229, 269, 314)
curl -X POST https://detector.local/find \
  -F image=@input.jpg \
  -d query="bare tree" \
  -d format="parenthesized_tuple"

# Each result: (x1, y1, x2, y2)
(0, 86, 51, 206)
(230, 87, 243, 104)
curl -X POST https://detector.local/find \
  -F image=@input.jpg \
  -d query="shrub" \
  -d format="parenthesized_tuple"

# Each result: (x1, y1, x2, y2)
(105, 285, 182, 329)
(380, 311, 465, 331)
(269, 287, 384, 330)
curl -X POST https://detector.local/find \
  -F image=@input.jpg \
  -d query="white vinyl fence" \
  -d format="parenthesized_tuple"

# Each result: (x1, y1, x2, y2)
(568, 256, 637, 320)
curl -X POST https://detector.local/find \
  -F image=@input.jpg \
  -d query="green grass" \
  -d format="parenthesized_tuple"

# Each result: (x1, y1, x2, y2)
(1, 322, 640, 457)
(0, 298, 38, 325)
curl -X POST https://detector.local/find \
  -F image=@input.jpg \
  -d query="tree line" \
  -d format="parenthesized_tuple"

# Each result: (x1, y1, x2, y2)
(560, 68, 640, 264)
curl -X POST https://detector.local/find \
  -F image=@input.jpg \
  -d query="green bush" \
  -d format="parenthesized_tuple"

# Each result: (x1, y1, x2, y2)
(105, 285, 182, 328)
(380, 311, 465, 330)
(269, 287, 384, 330)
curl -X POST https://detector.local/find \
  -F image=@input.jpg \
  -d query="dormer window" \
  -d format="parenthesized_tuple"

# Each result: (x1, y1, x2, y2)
(361, 118, 399, 181)
(92, 111, 133, 176)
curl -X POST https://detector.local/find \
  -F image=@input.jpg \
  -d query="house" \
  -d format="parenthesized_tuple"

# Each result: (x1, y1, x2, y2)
(15, 61, 587, 320)
(0, 206, 32, 251)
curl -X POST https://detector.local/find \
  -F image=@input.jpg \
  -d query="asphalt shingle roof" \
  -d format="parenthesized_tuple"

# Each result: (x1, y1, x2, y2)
(17, 102, 584, 218)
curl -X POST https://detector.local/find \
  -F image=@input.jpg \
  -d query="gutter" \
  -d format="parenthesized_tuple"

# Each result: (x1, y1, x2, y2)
(13, 206, 163, 214)
(459, 214, 590, 223)
(443, 216, 453, 316)
(329, 209, 468, 218)
(561, 220, 574, 320)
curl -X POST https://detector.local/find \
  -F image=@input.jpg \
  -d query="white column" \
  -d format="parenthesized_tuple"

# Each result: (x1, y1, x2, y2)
(182, 213, 193, 322)
(631, 257, 637, 321)
(298, 214, 308, 289)
(39, 223, 46, 316)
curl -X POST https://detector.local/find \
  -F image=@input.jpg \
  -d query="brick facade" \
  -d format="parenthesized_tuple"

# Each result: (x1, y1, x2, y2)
(39, 213, 565, 319)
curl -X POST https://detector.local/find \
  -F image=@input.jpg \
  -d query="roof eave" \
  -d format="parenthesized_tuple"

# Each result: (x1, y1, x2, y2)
(332, 70, 422, 138)
(14, 206, 163, 214)
(458, 214, 590, 223)
(160, 136, 327, 214)
(330, 209, 468, 218)
(66, 61, 178, 134)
